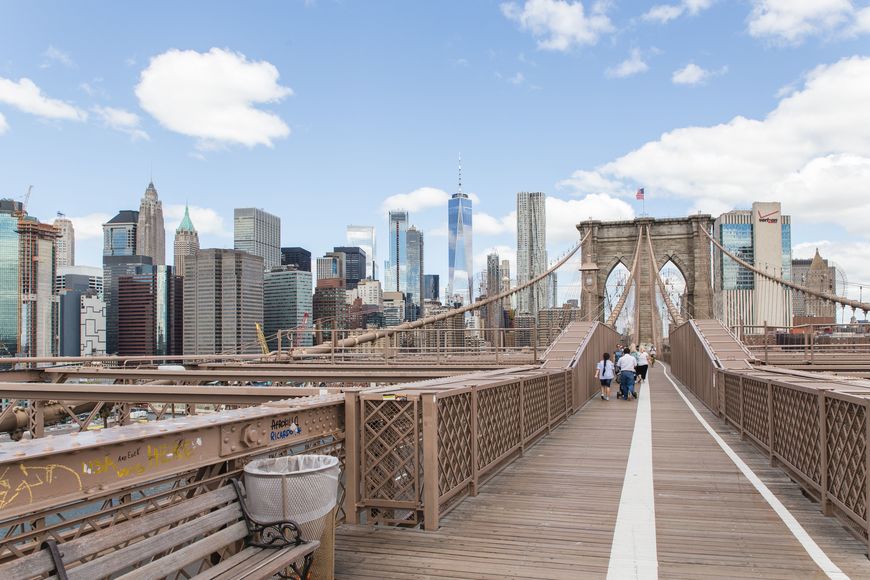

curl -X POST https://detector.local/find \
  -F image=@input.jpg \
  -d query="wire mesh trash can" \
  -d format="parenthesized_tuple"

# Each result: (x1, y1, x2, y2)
(243, 454, 340, 542)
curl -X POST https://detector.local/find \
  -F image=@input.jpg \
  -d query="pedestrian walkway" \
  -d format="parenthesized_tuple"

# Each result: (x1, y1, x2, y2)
(335, 364, 870, 579)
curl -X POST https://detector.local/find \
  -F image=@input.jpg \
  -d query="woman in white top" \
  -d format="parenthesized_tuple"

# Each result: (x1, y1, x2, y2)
(594, 352, 615, 401)
(636, 347, 650, 384)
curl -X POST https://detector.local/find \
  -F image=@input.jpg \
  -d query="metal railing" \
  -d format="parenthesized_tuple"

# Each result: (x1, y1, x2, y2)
(670, 319, 870, 549)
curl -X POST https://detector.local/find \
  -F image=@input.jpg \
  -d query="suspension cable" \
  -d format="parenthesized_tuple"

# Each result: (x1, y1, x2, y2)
(701, 227, 870, 314)
(605, 224, 644, 326)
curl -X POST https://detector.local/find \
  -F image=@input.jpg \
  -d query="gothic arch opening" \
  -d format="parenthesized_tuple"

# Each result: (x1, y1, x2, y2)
(604, 261, 634, 335)
(657, 259, 687, 336)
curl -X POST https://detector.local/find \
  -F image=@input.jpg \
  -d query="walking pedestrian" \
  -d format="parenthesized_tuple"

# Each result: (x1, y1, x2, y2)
(636, 347, 650, 386)
(617, 348, 637, 400)
(649, 345, 657, 367)
(594, 352, 615, 401)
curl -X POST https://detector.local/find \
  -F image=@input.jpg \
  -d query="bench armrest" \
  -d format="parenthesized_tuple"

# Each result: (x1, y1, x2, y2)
(230, 478, 306, 550)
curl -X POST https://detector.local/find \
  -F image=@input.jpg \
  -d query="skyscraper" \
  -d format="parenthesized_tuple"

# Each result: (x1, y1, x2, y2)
(316, 252, 346, 284)
(346, 225, 377, 279)
(713, 202, 792, 329)
(17, 216, 59, 357)
(314, 277, 348, 342)
(118, 265, 182, 356)
(183, 249, 264, 355)
(264, 266, 313, 348)
(333, 246, 367, 289)
(485, 253, 503, 343)
(54, 214, 74, 267)
(103, 209, 150, 354)
(500, 259, 512, 309)
(136, 182, 166, 265)
(0, 200, 22, 357)
(448, 160, 473, 305)
(386, 210, 408, 294)
(516, 192, 547, 317)
(281, 247, 311, 271)
(406, 226, 424, 320)
(423, 274, 440, 302)
(173, 204, 199, 277)
(235, 208, 280, 269)
(57, 265, 103, 296)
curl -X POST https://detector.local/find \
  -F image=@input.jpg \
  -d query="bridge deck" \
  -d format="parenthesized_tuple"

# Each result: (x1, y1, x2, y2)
(335, 364, 870, 578)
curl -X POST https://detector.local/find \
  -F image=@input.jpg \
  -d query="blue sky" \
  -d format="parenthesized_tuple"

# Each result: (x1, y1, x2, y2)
(1, 0, 870, 301)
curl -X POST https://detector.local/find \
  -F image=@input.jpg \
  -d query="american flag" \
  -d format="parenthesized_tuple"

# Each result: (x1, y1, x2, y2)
(636, 188, 645, 200)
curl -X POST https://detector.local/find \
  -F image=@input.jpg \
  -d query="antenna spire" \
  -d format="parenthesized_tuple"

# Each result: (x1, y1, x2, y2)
(458, 153, 462, 194)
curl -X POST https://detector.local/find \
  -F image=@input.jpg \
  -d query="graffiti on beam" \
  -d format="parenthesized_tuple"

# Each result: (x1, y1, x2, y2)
(270, 416, 302, 441)
(0, 464, 83, 510)
(82, 438, 201, 479)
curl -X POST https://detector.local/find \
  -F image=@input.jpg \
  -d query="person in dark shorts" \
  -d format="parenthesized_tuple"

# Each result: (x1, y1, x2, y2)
(594, 352, 615, 401)
(636, 347, 650, 385)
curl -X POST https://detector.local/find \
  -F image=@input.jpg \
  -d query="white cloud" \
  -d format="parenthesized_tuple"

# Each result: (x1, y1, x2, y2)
(500, 0, 614, 51)
(380, 187, 480, 213)
(43, 45, 75, 68)
(672, 63, 714, 85)
(476, 211, 516, 236)
(0, 112, 7, 134)
(508, 72, 526, 85)
(164, 204, 231, 237)
(0, 77, 87, 121)
(473, 245, 517, 279)
(135, 48, 293, 148)
(606, 49, 649, 78)
(558, 56, 870, 252)
(748, 0, 857, 43)
(855, 6, 870, 33)
(91, 106, 149, 141)
(547, 195, 635, 243)
(68, 213, 111, 240)
(644, 0, 713, 23)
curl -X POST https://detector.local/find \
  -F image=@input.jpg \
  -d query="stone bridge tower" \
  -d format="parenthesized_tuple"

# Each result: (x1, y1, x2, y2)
(577, 215, 714, 346)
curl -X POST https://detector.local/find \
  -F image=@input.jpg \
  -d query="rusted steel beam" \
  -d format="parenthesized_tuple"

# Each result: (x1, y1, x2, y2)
(0, 384, 356, 404)
(38, 367, 468, 383)
(0, 395, 344, 521)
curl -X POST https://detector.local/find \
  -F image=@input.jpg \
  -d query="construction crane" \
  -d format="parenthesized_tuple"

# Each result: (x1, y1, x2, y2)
(14, 185, 32, 218)
(255, 322, 269, 355)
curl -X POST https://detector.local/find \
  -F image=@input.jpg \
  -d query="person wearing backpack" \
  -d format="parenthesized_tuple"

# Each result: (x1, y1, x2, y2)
(594, 352, 615, 401)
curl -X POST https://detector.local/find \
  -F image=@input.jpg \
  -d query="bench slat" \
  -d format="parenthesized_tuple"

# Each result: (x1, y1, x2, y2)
(115, 521, 248, 580)
(195, 541, 320, 580)
(62, 503, 241, 580)
(0, 486, 237, 579)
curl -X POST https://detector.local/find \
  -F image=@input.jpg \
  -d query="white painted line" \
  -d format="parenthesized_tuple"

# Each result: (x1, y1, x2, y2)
(607, 379, 658, 580)
(661, 364, 849, 580)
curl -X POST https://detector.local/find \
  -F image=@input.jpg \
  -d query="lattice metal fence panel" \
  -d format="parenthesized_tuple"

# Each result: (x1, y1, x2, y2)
(523, 377, 548, 439)
(549, 373, 567, 422)
(826, 397, 867, 521)
(437, 392, 473, 498)
(772, 385, 821, 486)
(362, 399, 421, 518)
(477, 382, 522, 470)
(742, 378, 769, 447)
(723, 373, 741, 426)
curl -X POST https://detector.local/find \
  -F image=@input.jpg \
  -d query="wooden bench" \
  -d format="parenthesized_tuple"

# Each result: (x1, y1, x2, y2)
(0, 480, 319, 580)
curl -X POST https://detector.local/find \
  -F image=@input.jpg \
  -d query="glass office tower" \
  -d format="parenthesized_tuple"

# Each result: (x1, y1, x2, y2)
(386, 211, 408, 294)
(448, 193, 473, 305)
(346, 225, 376, 280)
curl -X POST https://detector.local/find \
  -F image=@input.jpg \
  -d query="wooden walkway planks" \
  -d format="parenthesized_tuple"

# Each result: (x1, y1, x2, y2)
(336, 391, 636, 579)
(335, 364, 870, 579)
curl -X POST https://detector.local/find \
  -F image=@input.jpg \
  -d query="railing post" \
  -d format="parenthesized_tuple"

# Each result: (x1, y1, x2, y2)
(865, 398, 870, 558)
(344, 391, 361, 524)
(546, 375, 552, 434)
(768, 379, 777, 467)
(819, 390, 831, 517)
(764, 321, 769, 365)
(738, 376, 745, 440)
(421, 393, 439, 531)
(519, 380, 526, 455)
(471, 388, 479, 496)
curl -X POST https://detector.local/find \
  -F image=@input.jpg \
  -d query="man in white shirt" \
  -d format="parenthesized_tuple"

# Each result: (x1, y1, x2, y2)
(617, 351, 637, 400)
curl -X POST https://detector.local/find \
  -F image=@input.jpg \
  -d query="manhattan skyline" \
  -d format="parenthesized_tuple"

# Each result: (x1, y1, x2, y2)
(1, 1, 870, 302)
